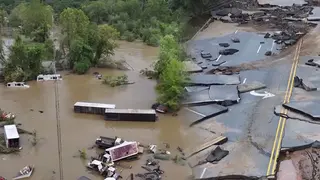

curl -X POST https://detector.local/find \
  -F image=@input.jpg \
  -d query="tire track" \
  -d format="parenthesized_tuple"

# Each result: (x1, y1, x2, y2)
(54, 80, 63, 180)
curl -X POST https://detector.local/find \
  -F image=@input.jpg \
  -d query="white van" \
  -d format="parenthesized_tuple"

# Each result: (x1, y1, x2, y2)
(37, 74, 62, 81)
(6, 82, 30, 88)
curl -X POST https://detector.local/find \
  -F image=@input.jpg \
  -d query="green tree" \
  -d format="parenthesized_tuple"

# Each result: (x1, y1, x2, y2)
(82, 1, 109, 24)
(3, 36, 45, 82)
(59, 8, 89, 47)
(48, 0, 88, 14)
(143, 0, 172, 23)
(156, 58, 187, 111)
(0, 8, 7, 29)
(69, 37, 93, 70)
(0, 0, 27, 13)
(74, 59, 91, 74)
(8, 3, 26, 27)
(154, 34, 188, 111)
(155, 35, 181, 76)
(92, 24, 119, 66)
(22, 0, 53, 42)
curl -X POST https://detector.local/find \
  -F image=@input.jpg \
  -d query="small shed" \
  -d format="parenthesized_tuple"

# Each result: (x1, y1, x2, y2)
(4, 124, 20, 148)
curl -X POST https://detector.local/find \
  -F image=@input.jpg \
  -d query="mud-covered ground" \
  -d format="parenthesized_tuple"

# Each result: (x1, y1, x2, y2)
(278, 147, 320, 180)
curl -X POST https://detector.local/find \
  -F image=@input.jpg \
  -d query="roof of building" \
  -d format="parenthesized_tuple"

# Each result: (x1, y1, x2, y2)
(4, 124, 19, 139)
(74, 102, 116, 109)
(105, 109, 156, 114)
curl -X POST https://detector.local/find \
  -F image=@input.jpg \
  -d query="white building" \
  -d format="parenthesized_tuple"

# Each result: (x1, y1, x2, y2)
(4, 124, 19, 148)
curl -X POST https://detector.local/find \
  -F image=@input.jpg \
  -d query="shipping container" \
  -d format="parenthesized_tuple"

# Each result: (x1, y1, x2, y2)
(104, 109, 157, 122)
(74, 102, 116, 115)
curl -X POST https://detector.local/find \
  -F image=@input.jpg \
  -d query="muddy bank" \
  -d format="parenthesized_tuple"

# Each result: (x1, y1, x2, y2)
(278, 145, 320, 180)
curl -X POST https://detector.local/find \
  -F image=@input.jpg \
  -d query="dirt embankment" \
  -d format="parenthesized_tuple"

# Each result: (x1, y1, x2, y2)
(278, 147, 320, 180)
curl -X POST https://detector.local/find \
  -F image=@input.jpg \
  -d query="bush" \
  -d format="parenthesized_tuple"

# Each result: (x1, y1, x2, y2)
(114, 21, 127, 35)
(103, 74, 129, 87)
(73, 60, 91, 74)
(146, 34, 160, 46)
(123, 31, 135, 42)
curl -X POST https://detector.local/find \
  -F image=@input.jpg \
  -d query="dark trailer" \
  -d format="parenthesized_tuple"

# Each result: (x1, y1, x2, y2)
(74, 102, 116, 115)
(105, 109, 157, 122)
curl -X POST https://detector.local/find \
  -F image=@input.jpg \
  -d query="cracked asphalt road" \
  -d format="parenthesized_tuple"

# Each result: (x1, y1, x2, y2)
(188, 22, 305, 179)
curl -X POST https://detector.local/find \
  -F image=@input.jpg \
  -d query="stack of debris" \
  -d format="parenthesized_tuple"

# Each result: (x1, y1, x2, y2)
(88, 137, 141, 179)
(89, 137, 187, 180)
(0, 109, 15, 122)
(211, 4, 316, 48)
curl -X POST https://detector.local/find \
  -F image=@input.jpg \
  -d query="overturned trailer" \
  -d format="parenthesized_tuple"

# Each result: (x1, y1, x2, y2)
(105, 141, 139, 162)
(74, 102, 116, 115)
(104, 109, 157, 122)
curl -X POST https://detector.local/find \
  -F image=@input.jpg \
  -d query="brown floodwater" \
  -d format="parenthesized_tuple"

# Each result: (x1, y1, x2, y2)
(0, 41, 210, 180)
(0, 21, 245, 179)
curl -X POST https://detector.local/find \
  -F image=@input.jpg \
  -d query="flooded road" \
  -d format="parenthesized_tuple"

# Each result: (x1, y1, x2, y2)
(0, 41, 203, 179)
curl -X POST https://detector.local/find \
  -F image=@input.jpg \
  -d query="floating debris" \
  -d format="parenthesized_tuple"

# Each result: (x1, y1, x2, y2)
(12, 165, 34, 180)
(146, 158, 159, 166)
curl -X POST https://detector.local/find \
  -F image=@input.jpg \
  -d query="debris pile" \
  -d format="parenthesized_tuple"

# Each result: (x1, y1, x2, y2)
(151, 103, 168, 114)
(139, 68, 157, 79)
(87, 138, 139, 179)
(211, 4, 316, 48)
(93, 72, 103, 80)
(187, 31, 280, 75)
(87, 137, 187, 180)
(12, 165, 34, 180)
(0, 109, 15, 122)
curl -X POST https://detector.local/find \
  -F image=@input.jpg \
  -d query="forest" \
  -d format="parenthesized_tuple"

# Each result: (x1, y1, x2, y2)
(0, 0, 214, 110)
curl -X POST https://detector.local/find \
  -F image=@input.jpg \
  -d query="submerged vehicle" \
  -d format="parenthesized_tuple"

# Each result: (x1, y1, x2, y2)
(95, 136, 116, 149)
(87, 160, 108, 175)
(12, 165, 34, 180)
(6, 82, 29, 88)
(36, 74, 62, 81)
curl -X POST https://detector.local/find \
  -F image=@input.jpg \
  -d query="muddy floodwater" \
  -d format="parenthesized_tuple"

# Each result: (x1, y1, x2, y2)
(0, 41, 204, 179)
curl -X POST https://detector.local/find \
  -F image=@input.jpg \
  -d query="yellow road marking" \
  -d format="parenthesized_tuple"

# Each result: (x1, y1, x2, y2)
(266, 39, 303, 176)
(270, 39, 303, 174)
(266, 43, 297, 175)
